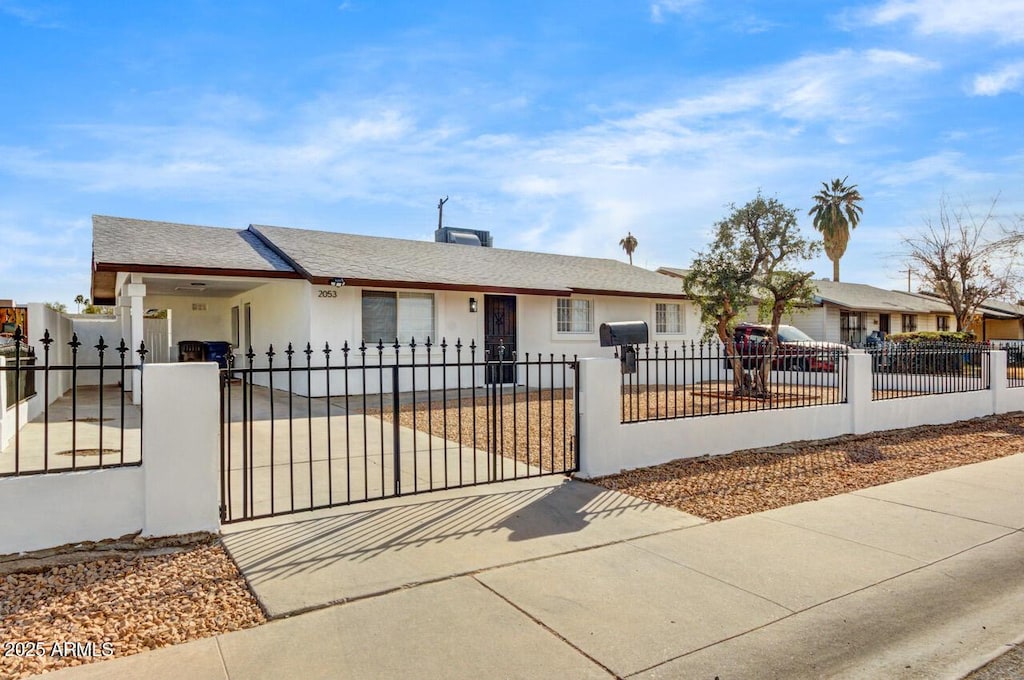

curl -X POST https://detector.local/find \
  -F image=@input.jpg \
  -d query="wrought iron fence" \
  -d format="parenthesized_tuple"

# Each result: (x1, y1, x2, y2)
(220, 338, 578, 523)
(868, 341, 989, 400)
(620, 341, 849, 424)
(0, 327, 147, 477)
(992, 341, 1024, 388)
(1, 343, 36, 408)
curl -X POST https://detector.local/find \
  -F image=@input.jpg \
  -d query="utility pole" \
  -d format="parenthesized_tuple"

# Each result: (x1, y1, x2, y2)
(437, 196, 448, 230)
(898, 267, 915, 292)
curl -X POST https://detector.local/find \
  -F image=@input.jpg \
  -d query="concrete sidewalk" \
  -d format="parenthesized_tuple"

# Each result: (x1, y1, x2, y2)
(48, 455, 1024, 679)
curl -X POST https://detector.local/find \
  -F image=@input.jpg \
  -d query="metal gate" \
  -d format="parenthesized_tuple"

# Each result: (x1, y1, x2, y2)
(219, 338, 579, 523)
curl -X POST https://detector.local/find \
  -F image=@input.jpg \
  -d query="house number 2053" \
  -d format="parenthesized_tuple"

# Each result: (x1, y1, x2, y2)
(318, 290, 338, 298)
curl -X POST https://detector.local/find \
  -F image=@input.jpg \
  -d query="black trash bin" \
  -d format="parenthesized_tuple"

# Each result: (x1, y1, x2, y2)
(204, 341, 234, 370)
(177, 340, 234, 370)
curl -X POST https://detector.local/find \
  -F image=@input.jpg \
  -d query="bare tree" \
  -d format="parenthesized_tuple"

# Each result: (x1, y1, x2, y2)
(902, 195, 1022, 332)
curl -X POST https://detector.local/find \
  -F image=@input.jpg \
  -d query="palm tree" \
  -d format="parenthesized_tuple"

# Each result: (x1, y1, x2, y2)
(619, 231, 638, 265)
(74, 294, 87, 313)
(808, 177, 863, 282)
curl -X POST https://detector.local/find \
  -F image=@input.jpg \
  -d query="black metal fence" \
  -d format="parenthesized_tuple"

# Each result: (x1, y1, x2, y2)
(868, 342, 989, 400)
(621, 341, 849, 424)
(220, 338, 578, 523)
(992, 341, 1024, 388)
(0, 327, 147, 477)
(1, 342, 36, 408)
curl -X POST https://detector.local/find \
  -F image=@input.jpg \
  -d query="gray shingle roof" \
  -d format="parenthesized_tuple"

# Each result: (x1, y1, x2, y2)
(92, 216, 296, 273)
(810, 279, 952, 314)
(91, 216, 686, 298)
(656, 267, 689, 279)
(912, 291, 1024, 319)
(249, 224, 686, 297)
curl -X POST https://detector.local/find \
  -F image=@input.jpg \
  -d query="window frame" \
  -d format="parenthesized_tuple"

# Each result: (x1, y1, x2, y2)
(555, 297, 594, 335)
(654, 302, 685, 335)
(361, 290, 437, 345)
(901, 313, 918, 333)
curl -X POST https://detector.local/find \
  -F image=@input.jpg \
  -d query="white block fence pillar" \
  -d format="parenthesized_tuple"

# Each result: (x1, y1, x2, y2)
(847, 352, 873, 436)
(577, 358, 625, 478)
(142, 362, 220, 537)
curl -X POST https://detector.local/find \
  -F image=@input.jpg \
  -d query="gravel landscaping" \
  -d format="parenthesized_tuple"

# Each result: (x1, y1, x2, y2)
(592, 411, 1024, 521)
(0, 536, 265, 680)
(3, 411, 1022, 679)
(375, 388, 578, 472)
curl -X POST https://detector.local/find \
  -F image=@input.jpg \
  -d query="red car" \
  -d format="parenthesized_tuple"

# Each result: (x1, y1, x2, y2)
(729, 323, 846, 372)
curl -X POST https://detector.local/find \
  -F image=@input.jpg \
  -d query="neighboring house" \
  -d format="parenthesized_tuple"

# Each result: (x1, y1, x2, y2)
(970, 299, 1024, 340)
(656, 268, 956, 345)
(788, 280, 957, 345)
(910, 292, 1024, 341)
(92, 216, 696, 393)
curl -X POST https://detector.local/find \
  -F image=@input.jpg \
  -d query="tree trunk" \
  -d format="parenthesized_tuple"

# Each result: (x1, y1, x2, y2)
(832, 257, 840, 282)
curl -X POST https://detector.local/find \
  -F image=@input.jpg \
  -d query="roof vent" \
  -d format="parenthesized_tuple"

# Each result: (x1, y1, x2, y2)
(435, 227, 493, 247)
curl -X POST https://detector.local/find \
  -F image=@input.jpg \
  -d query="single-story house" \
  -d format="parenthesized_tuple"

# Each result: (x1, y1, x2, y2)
(656, 269, 957, 346)
(92, 216, 696, 393)
(786, 279, 959, 345)
(907, 292, 1024, 341)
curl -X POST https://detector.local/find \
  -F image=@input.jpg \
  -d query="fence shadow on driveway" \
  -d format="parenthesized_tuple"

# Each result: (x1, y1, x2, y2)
(219, 477, 691, 617)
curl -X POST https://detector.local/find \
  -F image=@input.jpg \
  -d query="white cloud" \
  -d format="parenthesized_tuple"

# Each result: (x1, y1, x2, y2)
(0, 45, 983, 297)
(650, 0, 701, 23)
(0, 1, 64, 29)
(867, 0, 1024, 43)
(972, 62, 1024, 95)
(872, 151, 995, 187)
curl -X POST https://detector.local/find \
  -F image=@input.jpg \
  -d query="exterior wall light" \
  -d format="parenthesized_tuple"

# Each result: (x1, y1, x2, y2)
(330, 278, 345, 287)
(469, 297, 478, 313)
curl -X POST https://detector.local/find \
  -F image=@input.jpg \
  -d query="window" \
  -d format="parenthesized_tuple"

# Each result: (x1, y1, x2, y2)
(655, 303, 684, 334)
(937, 316, 950, 331)
(361, 291, 435, 344)
(902, 314, 918, 333)
(840, 311, 864, 345)
(556, 298, 593, 334)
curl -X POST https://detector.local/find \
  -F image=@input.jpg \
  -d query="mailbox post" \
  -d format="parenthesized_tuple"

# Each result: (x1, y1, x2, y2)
(599, 321, 649, 374)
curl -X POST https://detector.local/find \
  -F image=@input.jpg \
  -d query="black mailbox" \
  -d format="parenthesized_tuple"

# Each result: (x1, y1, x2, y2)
(599, 321, 649, 374)
(599, 321, 649, 347)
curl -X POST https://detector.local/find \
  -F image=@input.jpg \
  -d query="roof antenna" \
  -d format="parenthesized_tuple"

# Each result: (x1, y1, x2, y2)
(437, 195, 449, 230)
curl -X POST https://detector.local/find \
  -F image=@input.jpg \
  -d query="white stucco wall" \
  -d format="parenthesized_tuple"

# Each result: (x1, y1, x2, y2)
(577, 351, 1024, 478)
(238, 284, 700, 396)
(146, 294, 235, 355)
(0, 363, 221, 555)
(70, 316, 126, 386)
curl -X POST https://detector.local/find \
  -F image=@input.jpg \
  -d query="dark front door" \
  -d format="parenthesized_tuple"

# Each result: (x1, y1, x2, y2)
(484, 295, 517, 384)
(879, 314, 890, 335)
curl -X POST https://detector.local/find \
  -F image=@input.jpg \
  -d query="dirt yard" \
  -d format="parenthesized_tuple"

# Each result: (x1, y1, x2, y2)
(592, 411, 1024, 521)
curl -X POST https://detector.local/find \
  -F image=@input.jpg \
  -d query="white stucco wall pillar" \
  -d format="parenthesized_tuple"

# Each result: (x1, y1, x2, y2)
(989, 349, 1009, 414)
(142, 362, 220, 537)
(576, 358, 624, 478)
(847, 351, 873, 435)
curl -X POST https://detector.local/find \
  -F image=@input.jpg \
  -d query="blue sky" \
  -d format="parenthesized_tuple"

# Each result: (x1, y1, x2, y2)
(1, 0, 1022, 308)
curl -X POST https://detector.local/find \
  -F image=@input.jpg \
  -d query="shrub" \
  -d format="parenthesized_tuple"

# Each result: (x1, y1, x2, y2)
(888, 330, 976, 344)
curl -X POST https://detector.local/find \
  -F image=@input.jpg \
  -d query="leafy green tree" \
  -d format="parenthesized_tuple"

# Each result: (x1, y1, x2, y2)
(808, 177, 863, 282)
(619, 232, 638, 265)
(684, 193, 821, 397)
